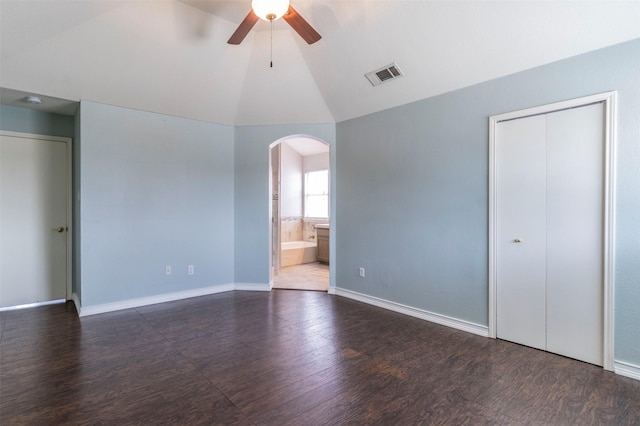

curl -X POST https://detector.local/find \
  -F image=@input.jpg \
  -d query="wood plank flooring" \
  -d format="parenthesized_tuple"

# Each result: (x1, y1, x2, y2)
(1, 291, 639, 425)
(272, 262, 329, 291)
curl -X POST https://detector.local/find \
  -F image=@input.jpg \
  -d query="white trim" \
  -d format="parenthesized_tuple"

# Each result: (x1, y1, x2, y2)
(71, 292, 81, 316)
(488, 91, 617, 371)
(78, 284, 235, 316)
(234, 283, 271, 292)
(602, 93, 617, 371)
(489, 92, 615, 122)
(267, 134, 334, 291)
(614, 361, 640, 381)
(0, 130, 73, 304)
(269, 144, 281, 282)
(327, 287, 337, 295)
(488, 109, 498, 339)
(0, 130, 70, 142)
(77, 283, 274, 316)
(334, 287, 488, 337)
(0, 299, 66, 312)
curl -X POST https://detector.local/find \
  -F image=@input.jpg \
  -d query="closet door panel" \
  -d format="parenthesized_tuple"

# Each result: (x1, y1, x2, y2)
(495, 115, 547, 350)
(546, 103, 604, 366)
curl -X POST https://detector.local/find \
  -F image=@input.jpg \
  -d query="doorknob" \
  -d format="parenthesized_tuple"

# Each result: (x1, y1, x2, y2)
(514, 238, 523, 243)
(53, 226, 65, 233)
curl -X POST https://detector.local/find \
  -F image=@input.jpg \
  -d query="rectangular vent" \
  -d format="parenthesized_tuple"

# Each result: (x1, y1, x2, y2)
(365, 63, 404, 86)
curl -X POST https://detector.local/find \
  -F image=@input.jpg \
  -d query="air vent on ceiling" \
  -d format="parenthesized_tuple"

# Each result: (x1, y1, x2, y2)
(365, 62, 404, 86)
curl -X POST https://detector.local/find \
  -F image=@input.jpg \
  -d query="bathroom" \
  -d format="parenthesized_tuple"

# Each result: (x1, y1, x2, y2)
(271, 137, 330, 291)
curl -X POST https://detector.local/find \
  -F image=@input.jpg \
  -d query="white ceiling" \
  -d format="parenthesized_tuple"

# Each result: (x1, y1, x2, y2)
(1, 1, 639, 126)
(284, 136, 330, 156)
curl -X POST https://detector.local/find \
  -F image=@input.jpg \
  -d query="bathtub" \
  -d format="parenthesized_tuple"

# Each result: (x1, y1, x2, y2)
(281, 241, 317, 268)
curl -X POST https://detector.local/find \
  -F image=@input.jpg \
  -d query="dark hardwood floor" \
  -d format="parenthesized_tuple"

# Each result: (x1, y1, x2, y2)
(1, 290, 639, 425)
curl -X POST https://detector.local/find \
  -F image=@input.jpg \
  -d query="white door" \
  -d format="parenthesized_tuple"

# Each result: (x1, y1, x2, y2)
(545, 104, 603, 365)
(495, 102, 604, 366)
(0, 132, 69, 308)
(495, 114, 548, 351)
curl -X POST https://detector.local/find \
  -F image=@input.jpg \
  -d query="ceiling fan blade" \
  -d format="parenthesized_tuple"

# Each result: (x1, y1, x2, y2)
(227, 10, 259, 45)
(283, 5, 321, 44)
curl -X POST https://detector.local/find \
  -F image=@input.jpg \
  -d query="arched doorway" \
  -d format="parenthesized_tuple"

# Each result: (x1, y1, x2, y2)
(269, 135, 331, 291)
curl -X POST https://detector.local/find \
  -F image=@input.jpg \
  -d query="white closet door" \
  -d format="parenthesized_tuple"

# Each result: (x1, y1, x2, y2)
(495, 115, 547, 350)
(495, 103, 604, 366)
(546, 103, 604, 366)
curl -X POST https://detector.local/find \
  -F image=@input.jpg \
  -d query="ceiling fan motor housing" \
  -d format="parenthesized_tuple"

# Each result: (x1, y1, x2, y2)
(252, 0, 290, 21)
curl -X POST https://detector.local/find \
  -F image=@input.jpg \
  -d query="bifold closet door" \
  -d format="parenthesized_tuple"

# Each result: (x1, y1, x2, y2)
(545, 104, 603, 366)
(495, 103, 604, 366)
(496, 114, 547, 351)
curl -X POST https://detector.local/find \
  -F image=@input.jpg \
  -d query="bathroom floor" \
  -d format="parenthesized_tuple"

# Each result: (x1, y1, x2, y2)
(272, 262, 329, 292)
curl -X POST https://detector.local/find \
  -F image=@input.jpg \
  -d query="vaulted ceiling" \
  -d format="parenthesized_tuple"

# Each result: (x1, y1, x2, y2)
(1, 1, 639, 126)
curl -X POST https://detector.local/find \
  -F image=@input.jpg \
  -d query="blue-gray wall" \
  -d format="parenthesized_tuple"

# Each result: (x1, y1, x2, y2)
(0, 104, 75, 138)
(234, 124, 336, 285)
(335, 39, 640, 366)
(79, 101, 235, 306)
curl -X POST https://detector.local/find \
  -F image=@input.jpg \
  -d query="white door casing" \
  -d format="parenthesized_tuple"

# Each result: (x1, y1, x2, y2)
(271, 143, 281, 277)
(0, 131, 72, 308)
(488, 92, 616, 371)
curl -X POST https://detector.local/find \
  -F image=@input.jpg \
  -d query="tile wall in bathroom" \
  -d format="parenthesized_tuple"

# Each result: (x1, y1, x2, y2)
(302, 221, 318, 243)
(281, 217, 302, 242)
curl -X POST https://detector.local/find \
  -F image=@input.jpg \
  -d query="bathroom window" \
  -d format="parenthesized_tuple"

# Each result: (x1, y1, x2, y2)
(304, 170, 329, 218)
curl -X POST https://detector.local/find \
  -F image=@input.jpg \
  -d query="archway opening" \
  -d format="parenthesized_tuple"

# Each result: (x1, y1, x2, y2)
(269, 135, 331, 292)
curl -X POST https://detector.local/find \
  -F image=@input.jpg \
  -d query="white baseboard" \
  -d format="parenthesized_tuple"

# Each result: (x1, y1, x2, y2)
(235, 283, 271, 292)
(71, 292, 81, 315)
(327, 286, 336, 295)
(334, 287, 489, 337)
(0, 299, 66, 312)
(615, 361, 640, 381)
(79, 284, 235, 317)
(78, 283, 273, 316)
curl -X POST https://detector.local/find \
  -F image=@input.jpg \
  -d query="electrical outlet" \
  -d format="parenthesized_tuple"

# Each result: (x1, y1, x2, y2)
(359, 267, 365, 278)
(188, 265, 194, 275)
(165, 265, 172, 276)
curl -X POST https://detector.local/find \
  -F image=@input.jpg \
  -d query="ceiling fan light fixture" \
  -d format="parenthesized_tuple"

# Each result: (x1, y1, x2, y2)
(252, 0, 289, 21)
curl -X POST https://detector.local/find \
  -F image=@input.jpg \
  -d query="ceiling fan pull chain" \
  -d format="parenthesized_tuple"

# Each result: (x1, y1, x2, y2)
(270, 18, 274, 68)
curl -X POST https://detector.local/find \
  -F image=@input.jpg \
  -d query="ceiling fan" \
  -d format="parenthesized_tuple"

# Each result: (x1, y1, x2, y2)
(228, 0, 321, 45)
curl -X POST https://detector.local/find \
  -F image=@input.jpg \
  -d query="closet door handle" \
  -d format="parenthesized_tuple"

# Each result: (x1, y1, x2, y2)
(514, 238, 523, 243)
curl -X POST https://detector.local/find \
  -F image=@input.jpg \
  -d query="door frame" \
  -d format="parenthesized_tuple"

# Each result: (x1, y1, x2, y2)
(0, 130, 73, 304)
(269, 143, 281, 278)
(488, 91, 617, 371)
(267, 134, 332, 289)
